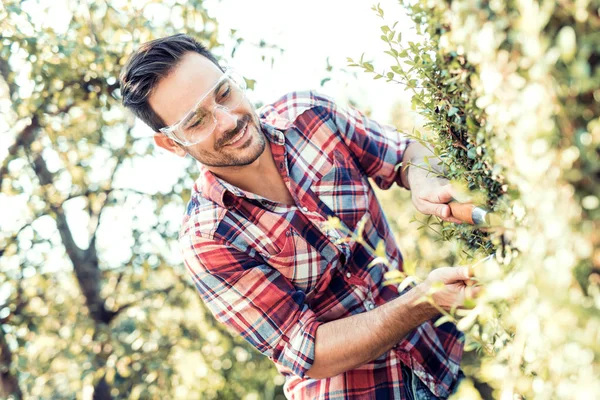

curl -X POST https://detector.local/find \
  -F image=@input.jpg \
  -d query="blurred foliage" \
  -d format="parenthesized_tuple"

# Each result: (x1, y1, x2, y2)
(351, 0, 600, 399)
(0, 0, 284, 399)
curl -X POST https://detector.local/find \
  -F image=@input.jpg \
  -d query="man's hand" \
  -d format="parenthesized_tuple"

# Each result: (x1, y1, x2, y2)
(408, 166, 463, 224)
(420, 266, 482, 310)
(399, 141, 463, 224)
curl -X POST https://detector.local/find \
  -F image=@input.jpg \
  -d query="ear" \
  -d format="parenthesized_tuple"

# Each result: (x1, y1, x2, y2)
(154, 133, 187, 157)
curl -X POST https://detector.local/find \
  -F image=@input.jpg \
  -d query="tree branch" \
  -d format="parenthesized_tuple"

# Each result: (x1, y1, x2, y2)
(0, 53, 18, 99)
(87, 155, 124, 257)
(0, 115, 39, 192)
(111, 285, 176, 318)
(27, 147, 116, 324)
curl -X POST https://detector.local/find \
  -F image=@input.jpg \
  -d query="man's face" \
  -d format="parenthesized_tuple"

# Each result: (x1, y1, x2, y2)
(149, 52, 265, 168)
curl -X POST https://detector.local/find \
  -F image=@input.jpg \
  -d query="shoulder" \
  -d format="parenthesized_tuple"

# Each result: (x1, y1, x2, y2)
(258, 90, 339, 123)
(179, 188, 226, 241)
(179, 189, 271, 262)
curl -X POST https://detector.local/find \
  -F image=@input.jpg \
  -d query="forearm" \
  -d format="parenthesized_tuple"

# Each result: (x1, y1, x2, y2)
(399, 141, 445, 190)
(305, 284, 440, 379)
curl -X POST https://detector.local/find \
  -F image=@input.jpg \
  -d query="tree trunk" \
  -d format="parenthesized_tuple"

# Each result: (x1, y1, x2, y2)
(0, 328, 22, 400)
(93, 375, 113, 400)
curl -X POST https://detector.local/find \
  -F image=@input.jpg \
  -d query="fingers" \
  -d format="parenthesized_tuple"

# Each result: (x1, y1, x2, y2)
(434, 184, 456, 204)
(441, 216, 463, 224)
(419, 202, 465, 224)
(436, 204, 451, 219)
(417, 202, 451, 219)
(417, 184, 467, 223)
(470, 286, 483, 298)
(459, 266, 473, 280)
(461, 286, 483, 308)
(437, 266, 472, 283)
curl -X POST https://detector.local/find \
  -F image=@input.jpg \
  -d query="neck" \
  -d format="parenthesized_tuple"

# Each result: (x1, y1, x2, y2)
(208, 141, 295, 205)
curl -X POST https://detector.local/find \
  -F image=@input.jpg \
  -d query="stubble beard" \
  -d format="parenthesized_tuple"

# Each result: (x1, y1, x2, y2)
(186, 114, 267, 168)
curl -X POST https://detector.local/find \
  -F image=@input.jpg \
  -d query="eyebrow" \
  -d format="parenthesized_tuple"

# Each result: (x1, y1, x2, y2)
(188, 78, 228, 118)
(212, 79, 228, 97)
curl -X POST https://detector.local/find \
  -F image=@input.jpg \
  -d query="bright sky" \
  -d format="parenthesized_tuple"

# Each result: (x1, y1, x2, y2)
(206, 0, 416, 121)
(1, 0, 418, 275)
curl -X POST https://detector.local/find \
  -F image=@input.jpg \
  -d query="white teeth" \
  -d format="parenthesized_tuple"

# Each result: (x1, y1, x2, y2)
(226, 125, 247, 146)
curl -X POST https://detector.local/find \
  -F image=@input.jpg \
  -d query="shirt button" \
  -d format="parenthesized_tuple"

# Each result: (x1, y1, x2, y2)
(346, 272, 351, 278)
(367, 302, 375, 310)
(302, 206, 309, 212)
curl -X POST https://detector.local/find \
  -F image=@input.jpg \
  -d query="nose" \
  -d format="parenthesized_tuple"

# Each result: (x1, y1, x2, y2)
(213, 105, 238, 133)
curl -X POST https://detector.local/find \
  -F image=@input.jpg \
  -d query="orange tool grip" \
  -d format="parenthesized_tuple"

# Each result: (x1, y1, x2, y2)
(448, 201, 475, 225)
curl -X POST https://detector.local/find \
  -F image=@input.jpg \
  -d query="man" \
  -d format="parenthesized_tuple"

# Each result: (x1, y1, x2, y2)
(120, 34, 479, 399)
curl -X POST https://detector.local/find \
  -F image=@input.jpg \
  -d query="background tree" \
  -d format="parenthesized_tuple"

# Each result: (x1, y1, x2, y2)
(0, 1, 284, 398)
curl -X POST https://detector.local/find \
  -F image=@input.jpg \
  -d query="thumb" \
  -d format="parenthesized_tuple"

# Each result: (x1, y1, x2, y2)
(416, 200, 450, 218)
(421, 184, 455, 218)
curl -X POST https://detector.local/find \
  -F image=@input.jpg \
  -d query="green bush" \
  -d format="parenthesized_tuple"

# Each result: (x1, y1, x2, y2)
(350, 1, 600, 398)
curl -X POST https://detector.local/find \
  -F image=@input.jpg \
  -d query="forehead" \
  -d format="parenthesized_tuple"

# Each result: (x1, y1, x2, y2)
(149, 52, 222, 127)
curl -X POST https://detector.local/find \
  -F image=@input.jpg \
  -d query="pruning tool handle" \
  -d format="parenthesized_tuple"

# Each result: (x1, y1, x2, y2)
(448, 201, 475, 225)
(448, 201, 493, 225)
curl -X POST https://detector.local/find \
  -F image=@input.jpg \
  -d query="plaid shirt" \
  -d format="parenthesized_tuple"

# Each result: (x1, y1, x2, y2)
(180, 91, 464, 399)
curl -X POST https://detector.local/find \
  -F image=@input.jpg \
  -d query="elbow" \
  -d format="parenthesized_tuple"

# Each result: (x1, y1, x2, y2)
(304, 368, 326, 380)
(304, 363, 337, 380)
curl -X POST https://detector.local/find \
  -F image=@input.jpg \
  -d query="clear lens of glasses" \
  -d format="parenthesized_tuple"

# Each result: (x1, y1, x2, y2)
(166, 70, 247, 145)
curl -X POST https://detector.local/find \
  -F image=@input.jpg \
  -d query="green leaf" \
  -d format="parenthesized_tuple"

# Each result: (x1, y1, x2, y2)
(434, 315, 453, 327)
(403, 259, 417, 276)
(448, 107, 459, 117)
(354, 214, 368, 238)
(398, 276, 418, 292)
(466, 116, 478, 131)
(244, 78, 256, 91)
(374, 241, 385, 259)
(467, 147, 477, 160)
(320, 77, 331, 86)
(367, 257, 390, 269)
(322, 216, 342, 230)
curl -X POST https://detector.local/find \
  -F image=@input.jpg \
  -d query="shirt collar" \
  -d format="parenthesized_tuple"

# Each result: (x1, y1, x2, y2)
(259, 105, 291, 145)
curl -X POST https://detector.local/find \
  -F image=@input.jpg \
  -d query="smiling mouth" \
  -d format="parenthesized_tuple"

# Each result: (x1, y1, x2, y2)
(223, 123, 249, 147)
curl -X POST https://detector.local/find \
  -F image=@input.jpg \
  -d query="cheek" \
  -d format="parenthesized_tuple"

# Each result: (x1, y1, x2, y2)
(188, 139, 218, 157)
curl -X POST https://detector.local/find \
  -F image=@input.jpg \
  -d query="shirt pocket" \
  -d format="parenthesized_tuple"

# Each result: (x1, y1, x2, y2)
(266, 229, 325, 294)
(310, 148, 369, 231)
(231, 217, 284, 257)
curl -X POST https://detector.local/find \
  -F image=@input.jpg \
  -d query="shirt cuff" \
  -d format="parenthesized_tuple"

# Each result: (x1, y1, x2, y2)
(275, 304, 323, 378)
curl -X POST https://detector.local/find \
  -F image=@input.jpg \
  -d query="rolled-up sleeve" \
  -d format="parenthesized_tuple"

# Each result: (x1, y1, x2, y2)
(311, 91, 413, 189)
(181, 233, 322, 378)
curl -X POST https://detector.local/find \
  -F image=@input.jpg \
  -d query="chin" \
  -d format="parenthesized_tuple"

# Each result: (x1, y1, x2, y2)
(193, 121, 266, 168)
(241, 126, 266, 159)
(223, 124, 266, 167)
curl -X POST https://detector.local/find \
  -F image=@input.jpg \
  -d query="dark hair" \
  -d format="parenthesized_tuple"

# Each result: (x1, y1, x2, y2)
(119, 34, 223, 132)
